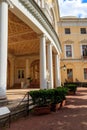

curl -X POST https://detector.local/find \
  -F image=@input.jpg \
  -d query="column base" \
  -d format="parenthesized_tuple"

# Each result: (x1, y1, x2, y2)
(0, 87, 7, 106)
(0, 97, 8, 106)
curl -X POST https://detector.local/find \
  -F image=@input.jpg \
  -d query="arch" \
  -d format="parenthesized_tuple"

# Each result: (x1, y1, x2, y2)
(30, 59, 40, 88)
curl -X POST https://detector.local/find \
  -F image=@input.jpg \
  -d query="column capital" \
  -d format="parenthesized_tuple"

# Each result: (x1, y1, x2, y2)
(54, 53, 60, 58)
(39, 33, 46, 39)
(0, 0, 13, 8)
(47, 42, 53, 47)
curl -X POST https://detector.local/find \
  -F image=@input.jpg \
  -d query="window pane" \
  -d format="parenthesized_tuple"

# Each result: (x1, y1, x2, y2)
(84, 68, 87, 79)
(67, 69, 73, 82)
(17, 69, 24, 79)
(66, 45, 72, 57)
(82, 45, 87, 56)
(65, 28, 70, 34)
(80, 28, 86, 34)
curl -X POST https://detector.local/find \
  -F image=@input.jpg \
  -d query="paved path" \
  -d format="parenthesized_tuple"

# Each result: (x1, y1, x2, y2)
(6, 87, 87, 130)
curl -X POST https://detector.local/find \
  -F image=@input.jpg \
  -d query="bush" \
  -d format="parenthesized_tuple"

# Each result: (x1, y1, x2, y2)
(29, 89, 53, 107)
(64, 84, 77, 93)
(29, 87, 68, 107)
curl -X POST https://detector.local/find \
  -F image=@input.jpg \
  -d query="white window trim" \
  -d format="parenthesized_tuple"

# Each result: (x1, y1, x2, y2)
(80, 43, 87, 56)
(64, 44, 74, 59)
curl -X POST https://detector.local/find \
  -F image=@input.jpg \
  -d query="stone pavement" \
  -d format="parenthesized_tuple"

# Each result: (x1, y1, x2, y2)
(3, 87, 87, 130)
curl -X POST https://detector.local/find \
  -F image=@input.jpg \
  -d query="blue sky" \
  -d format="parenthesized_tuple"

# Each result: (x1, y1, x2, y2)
(58, 0, 87, 18)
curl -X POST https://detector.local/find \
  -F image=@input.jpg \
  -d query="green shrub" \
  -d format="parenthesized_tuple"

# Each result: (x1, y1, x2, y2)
(29, 87, 68, 107)
(64, 84, 77, 93)
(56, 87, 68, 101)
(29, 89, 53, 107)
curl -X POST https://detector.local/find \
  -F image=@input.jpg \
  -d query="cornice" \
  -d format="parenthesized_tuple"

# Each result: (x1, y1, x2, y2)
(58, 21, 87, 26)
(19, 0, 61, 53)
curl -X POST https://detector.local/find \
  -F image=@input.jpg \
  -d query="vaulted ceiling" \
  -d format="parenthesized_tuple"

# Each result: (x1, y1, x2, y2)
(8, 11, 40, 56)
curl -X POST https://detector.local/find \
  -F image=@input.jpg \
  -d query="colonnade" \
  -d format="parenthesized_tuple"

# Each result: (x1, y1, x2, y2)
(0, 0, 61, 100)
(40, 34, 61, 89)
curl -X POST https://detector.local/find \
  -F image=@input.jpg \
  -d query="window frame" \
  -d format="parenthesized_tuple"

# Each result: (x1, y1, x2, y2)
(81, 44, 87, 57)
(64, 44, 73, 58)
(17, 69, 25, 79)
(67, 68, 73, 82)
(65, 28, 71, 34)
(80, 28, 86, 34)
(84, 68, 87, 80)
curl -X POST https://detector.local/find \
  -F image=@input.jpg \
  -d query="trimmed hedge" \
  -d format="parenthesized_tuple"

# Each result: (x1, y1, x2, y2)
(29, 87, 68, 107)
(64, 83, 77, 94)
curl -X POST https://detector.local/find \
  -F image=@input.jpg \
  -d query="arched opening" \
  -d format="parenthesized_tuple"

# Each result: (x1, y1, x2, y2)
(30, 59, 40, 88)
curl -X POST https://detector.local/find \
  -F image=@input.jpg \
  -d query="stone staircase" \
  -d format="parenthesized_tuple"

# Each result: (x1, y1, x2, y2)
(0, 98, 8, 107)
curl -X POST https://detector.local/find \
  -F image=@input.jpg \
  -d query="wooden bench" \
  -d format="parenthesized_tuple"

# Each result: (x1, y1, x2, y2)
(0, 107, 11, 128)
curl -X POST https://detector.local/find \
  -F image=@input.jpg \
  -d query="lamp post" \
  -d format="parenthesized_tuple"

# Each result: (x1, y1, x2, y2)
(60, 65, 66, 71)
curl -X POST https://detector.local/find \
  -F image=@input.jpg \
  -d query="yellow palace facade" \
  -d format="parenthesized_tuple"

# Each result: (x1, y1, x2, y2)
(0, 0, 61, 101)
(58, 17, 87, 85)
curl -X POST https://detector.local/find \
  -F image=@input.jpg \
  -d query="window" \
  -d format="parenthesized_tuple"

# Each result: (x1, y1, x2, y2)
(84, 68, 87, 79)
(17, 69, 24, 79)
(82, 45, 87, 56)
(67, 69, 73, 82)
(65, 45, 72, 57)
(80, 28, 86, 34)
(65, 28, 71, 34)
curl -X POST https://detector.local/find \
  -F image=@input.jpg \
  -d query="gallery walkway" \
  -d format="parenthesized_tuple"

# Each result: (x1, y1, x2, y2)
(6, 87, 87, 130)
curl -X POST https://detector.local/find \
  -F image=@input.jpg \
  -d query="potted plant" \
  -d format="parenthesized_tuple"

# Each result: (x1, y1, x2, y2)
(64, 83, 77, 95)
(29, 89, 51, 115)
(50, 87, 68, 111)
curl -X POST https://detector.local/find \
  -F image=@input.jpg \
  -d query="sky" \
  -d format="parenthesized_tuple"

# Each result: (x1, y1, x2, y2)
(58, 0, 87, 18)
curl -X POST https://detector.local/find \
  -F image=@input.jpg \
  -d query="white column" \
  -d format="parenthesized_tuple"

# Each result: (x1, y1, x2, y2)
(47, 43, 53, 89)
(0, 1, 8, 99)
(55, 54, 61, 87)
(40, 34, 47, 89)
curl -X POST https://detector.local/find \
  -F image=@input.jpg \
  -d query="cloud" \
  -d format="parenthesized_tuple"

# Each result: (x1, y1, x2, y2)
(58, 0, 87, 18)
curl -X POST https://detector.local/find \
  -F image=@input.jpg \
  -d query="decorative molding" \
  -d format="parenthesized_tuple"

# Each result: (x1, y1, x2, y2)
(63, 39, 74, 44)
(58, 21, 87, 27)
(79, 39, 87, 44)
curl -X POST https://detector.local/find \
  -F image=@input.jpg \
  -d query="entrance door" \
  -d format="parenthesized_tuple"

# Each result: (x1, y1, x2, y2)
(67, 69, 73, 82)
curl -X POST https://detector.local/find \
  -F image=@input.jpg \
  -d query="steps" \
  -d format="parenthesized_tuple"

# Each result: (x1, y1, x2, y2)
(0, 98, 8, 107)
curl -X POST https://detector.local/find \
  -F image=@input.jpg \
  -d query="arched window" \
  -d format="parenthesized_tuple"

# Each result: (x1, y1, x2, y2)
(30, 60, 40, 81)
